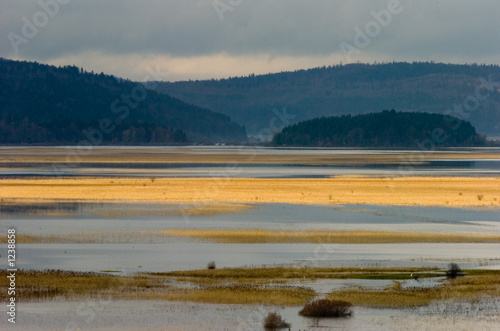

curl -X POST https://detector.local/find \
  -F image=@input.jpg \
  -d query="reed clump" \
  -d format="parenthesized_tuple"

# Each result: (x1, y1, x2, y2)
(299, 299, 353, 318)
(263, 312, 290, 329)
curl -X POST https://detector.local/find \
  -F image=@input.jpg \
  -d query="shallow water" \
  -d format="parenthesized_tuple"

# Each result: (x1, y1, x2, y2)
(1, 146, 500, 178)
(2, 162, 500, 178)
(2, 202, 500, 273)
(13, 242, 500, 273)
(2, 147, 500, 329)
(2, 203, 500, 234)
(16, 298, 500, 331)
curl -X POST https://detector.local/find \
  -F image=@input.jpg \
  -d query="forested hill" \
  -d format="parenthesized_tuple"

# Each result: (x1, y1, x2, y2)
(0, 58, 246, 144)
(151, 62, 500, 138)
(272, 110, 485, 147)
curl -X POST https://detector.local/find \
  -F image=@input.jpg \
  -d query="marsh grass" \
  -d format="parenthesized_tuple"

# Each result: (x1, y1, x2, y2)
(0, 270, 313, 305)
(0, 270, 159, 301)
(132, 285, 315, 305)
(1, 268, 498, 307)
(159, 229, 500, 244)
(1, 232, 167, 244)
(159, 267, 442, 287)
(328, 272, 500, 308)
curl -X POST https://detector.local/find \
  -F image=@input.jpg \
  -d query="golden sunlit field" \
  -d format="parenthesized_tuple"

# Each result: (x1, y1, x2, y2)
(1, 176, 499, 207)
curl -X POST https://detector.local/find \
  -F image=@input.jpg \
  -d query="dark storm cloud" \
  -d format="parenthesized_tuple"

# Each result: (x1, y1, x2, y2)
(1, 0, 499, 80)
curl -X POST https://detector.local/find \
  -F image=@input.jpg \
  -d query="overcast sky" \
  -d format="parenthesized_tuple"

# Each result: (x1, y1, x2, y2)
(1, 0, 499, 81)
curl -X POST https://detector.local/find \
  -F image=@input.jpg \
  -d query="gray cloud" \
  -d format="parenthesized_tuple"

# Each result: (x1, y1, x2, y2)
(1, 0, 499, 81)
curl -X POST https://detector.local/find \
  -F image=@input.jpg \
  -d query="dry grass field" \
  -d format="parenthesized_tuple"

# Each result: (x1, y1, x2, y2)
(1, 176, 499, 207)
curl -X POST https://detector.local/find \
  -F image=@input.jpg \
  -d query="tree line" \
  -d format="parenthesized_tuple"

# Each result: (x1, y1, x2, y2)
(272, 110, 486, 147)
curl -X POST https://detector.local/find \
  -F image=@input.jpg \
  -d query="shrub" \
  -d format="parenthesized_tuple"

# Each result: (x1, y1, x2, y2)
(299, 299, 352, 318)
(446, 263, 463, 279)
(263, 312, 290, 330)
(207, 261, 216, 270)
(477, 194, 484, 201)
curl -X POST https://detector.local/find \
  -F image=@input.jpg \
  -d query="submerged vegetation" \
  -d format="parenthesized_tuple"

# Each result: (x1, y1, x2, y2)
(2, 267, 497, 309)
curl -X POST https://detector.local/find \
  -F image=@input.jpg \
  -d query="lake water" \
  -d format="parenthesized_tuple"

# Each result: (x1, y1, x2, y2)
(2, 203, 500, 273)
(1, 147, 500, 330)
(1, 146, 500, 177)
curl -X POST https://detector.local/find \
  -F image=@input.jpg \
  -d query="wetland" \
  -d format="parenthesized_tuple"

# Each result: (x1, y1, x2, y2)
(1, 146, 499, 330)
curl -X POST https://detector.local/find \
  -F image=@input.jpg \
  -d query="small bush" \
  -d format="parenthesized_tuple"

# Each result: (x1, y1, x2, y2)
(299, 299, 352, 318)
(446, 263, 464, 279)
(207, 261, 216, 270)
(477, 194, 484, 201)
(263, 312, 290, 330)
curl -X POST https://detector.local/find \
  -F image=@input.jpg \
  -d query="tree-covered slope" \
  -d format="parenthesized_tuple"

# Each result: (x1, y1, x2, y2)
(0, 58, 247, 144)
(152, 62, 500, 138)
(272, 110, 485, 147)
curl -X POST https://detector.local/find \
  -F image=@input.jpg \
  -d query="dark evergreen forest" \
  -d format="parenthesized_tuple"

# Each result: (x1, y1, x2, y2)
(273, 110, 485, 147)
(153, 62, 500, 137)
(0, 58, 246, 144)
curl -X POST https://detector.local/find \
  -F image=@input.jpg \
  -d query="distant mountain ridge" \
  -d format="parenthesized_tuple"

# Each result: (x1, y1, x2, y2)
(272, 110, 485, 147)
(151, 62, 500, 138)
(0, 58, 247, 144)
